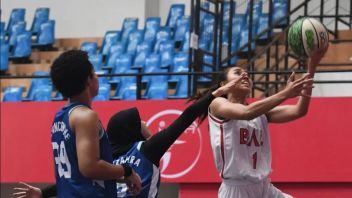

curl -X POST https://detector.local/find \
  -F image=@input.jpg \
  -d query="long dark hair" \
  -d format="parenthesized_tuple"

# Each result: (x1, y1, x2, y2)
(188, 67, 232, 122)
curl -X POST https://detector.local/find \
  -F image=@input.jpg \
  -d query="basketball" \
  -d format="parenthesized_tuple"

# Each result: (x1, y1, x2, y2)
(288, 17, 329, 57)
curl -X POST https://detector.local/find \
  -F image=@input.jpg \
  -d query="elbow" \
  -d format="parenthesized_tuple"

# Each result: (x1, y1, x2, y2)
(79, 163, 97, 178)
(297, 109, 309, 118)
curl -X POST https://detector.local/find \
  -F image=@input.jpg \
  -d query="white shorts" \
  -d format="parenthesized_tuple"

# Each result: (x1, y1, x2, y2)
(218, 179, 293, 198)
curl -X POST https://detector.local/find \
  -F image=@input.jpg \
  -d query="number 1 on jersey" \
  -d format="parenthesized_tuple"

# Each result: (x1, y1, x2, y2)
(252, 152, 257, 169)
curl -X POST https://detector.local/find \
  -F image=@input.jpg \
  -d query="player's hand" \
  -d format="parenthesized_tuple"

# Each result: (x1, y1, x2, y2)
(308, 43, 329, 76)
(12, 182, 42, 198)
(212, 73, 246, 97)
(310, 43, 329, 64)
(124, 171, 141, 195)
(282, 72, 314, 98)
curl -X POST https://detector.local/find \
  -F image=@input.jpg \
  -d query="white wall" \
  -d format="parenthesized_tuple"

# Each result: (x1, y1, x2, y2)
(2, 0, 146, 38)
(312, 72, 352, 97)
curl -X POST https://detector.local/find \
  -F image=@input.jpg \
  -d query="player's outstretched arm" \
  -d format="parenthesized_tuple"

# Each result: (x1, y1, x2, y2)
(210, 71, 312, 121)
(266, 47, 327, 123)
(141, 76, 245, 166)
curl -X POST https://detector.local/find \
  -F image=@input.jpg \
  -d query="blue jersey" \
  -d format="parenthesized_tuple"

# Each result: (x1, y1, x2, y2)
(113, 142, 160, 198)
(51, 103, 116, 198)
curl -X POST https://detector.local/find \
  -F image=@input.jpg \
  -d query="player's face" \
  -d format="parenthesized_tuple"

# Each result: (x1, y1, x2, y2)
(225, 67, 252, 93)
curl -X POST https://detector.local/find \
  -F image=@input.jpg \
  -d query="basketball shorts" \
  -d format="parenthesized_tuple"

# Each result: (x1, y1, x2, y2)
(218, 178, 293, 198)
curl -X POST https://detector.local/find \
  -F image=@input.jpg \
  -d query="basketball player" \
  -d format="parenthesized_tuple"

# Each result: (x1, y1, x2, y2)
(47, 50, 140, 197)
(192, 48, 327, 198)
(13, 70, 244, 198)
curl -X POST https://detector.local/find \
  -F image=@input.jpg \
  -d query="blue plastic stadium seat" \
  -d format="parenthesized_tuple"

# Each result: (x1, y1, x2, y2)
(200, 2, 210, 32)
(229, 14, 245, 61)
(2, 86, 24, 102)
(271, 0, 288, 27)
(121, 18, 139, 44)
(159, 40, 174, 68)
(81, 42, 97, 56)
(0, 22, 5, 42)
(198, 54, 213, 82)
(9, 21, 26, 46)
(33, 85, 53, 101)
(200, 15, 215, 45)
(257, 13, 271, 40)
(169, 75, 188, 98)
(111, 69, 137, 100)
(198, 37, 209, 51)
(6, 8, 26, 33)
(1, 43, 9, 71)
(232, 14, 246, 39)
(174, 16, 190, 42)
(93, 83, 111, 101)
(11, 31, 32, 58)
(89, 54, 103, 71)
(132, 41, 152, 70)
(245, 0, 262, 26)
(36, 20, 55, 45)
(110, 54, 133, 84)
(142, 71, 169, 100)
(166, 4, 185, 30)
(0, 22, 5, 33)
(239, 26, 257, 53)
(144, 17, 161, 44)
(104, 42, 126, 69)
(169, 52, 189, 82)
(52, 91, 64, 101)
(101, 31, 120, 56)
(143, 83, 168, 100)
(181, 32, 190, 52)
(142, 53, 163, 83)
(95, 70, 109, 85)
(223, 1, 236, 29)
(31, 8, 50, 35)
(153, 27, 171, 52)
(24, 71, 50, 101)
(126, 30, 144, 56)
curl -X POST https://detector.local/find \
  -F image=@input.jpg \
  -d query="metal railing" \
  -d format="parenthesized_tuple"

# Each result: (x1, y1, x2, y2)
(190, 0, 352, 97)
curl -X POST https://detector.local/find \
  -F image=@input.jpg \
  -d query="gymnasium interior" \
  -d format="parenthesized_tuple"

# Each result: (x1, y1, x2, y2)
(1, 0, 352, 197)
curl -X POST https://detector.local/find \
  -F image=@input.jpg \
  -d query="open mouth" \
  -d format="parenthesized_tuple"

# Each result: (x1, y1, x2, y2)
(241, 77, 250, 86)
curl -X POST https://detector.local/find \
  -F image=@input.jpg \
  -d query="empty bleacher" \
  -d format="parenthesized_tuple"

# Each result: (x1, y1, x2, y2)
(1, 1, 351, 102)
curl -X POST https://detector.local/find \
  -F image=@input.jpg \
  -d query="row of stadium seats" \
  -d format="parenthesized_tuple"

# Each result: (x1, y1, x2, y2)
(2, 63, 188, 102)
(199, 0, 288, 58)
(1, 1, 289, 101)
(0, 7, 55, 67)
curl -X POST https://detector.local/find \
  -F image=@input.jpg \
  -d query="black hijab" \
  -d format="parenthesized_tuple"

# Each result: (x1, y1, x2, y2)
(107, 107, 146, 158)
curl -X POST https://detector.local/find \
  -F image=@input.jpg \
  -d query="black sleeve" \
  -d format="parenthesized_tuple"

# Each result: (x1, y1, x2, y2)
(140, 92, 215, 166)
(41, 184, 57, 198)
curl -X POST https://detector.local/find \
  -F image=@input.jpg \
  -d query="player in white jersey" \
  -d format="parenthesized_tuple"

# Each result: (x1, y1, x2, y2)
(192, 48, 326, 198)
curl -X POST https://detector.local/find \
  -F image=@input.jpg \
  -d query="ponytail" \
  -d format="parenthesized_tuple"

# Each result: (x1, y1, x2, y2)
(187, 84, 221, 123)
(187, 67, 232, 123)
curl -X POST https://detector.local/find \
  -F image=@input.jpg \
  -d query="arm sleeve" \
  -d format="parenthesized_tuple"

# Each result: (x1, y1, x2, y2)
(41, 184, 57, 198)
(140, 92, 215, 166)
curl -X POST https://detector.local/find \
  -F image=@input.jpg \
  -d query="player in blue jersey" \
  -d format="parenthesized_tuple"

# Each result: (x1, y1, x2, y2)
(12, 50, 141, 198)
(13, 70, 244, 198)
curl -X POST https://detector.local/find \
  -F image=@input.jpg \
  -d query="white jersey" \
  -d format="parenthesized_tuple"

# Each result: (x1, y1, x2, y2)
(208, 112, 272, 182)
